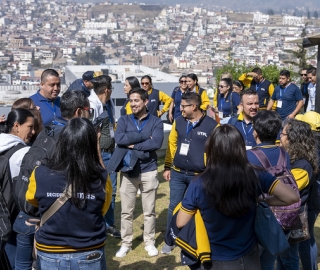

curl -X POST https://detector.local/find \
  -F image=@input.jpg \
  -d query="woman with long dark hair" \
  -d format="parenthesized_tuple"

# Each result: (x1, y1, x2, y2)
(186, 73, 210, 111)
(295, 112, 320, 270)
(121, 76, 140, 115)
(26, 118, 111, 270)
(168, 75, 189, 122)
(278, 118, 318, 270)
(213, 78, 240, 124)
(0, 109, 35, 269)
(176, 125, 299, 270)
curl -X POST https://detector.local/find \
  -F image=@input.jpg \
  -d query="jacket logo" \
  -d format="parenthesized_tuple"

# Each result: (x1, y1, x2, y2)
(260, 88, 266, 91)
(197, 131, 207, 137)
(151, 99, 156, 102)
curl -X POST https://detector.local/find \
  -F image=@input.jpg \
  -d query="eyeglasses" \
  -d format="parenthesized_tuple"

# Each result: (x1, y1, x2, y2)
(180, 104, 194, 109)
(82, 107, 94, 116)
(300, 74, 307, 76)
(280, 132, 288, 137)
(218, 85, 227, 88)
(141, 82, 150, 85)
(180, 80, 187, 83)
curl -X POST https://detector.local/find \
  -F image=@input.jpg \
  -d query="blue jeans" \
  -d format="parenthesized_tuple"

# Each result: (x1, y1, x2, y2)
(4, 231, 16, 269)
(190, 244, 260, 270)
(36, 247, 106, 270)
(13, 211, 36, 270)
(259, 245, 276, 270)
(277, 241, 299, 270)
(101, 150, 117, 228)
(299, 209, 319, 270)
(167, 170, 195, 230)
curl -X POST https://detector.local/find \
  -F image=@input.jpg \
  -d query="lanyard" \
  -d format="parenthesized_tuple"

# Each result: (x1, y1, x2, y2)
(241, 122, 253, 141)
(186, 120, 198, 136)
(255, 79, 265, 91)
(52, 120, 66, 126)
(131, 114, 150, 133)
(106, 101, 114, 124)
(220, 96, 225, 111)
(44, 100, 57, 116)
(280, 83, 290, 99)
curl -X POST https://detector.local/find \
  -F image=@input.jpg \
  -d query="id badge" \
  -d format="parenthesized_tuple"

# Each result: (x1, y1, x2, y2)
(245, 145, 253, 150)
(179, 143, 190, 156)
(277, 100, 282, 108)
(218, 111, 223, 119)
(109, 126, 115, 138)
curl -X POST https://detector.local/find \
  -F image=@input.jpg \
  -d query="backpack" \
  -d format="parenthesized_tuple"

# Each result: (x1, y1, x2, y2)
(250, 147, 301, 230)
(13, 126, 57, 217)
(0, 143, 26, 246)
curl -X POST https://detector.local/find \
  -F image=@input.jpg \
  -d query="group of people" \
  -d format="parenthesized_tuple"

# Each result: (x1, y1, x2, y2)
(0, 66, 319, 270)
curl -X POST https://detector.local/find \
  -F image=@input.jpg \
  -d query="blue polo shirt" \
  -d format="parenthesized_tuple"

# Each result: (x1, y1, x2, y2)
(247, 143, 291, 169)
(218, 92, 240, 117)
(228, 113, 256, 148)
(271, 83, 303, 120)
(181, 171, 278, 261)
(30, 91, 61, 126)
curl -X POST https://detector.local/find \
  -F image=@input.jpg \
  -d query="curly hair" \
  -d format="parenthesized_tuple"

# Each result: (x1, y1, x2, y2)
(283, 119, 318, 173)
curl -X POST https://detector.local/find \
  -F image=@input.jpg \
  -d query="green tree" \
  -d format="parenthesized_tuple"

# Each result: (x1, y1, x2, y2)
(90, 46, 105, 64)
(266, 9, 275, 15)
(215, 60, 284, 85)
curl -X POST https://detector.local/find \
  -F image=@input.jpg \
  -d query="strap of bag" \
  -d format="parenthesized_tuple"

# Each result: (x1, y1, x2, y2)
(3, 143, 25, 159)
(277, 148, 287, 168)
(250, 148, 273, 169)
(40, 184, 72, 227)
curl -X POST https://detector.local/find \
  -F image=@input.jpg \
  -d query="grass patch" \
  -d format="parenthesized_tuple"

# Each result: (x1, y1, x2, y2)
(105, 157, 320, 269)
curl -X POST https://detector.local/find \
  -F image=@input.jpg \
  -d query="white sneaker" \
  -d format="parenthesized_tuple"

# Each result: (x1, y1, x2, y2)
(145, 245, 158, 256)
(115, 246, 131, 258)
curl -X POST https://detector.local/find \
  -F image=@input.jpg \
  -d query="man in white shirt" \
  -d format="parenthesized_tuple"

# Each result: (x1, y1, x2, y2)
(306, 67, 317, 112)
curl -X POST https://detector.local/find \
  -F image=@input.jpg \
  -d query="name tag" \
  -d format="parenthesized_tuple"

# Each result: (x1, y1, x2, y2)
(218, 111, 223, 119)
(179, 143, 190, 156)
(109, 126, 115, 138)
(277, 100, 282, 108)
(246, 146, 253, 150)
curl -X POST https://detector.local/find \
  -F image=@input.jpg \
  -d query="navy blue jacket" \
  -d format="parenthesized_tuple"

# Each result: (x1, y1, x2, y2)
(114, 113, 164, 173)
(67, 79, 91, 97)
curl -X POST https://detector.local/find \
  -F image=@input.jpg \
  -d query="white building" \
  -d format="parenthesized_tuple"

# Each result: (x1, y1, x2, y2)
(283, 15, 304, 26)
(253, 12, 269, 24)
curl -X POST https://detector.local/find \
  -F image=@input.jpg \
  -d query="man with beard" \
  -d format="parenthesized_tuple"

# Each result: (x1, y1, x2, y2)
(306, 67, 317, 112)
(112, 88, 164, 258)
(239, 67, 274, 110)
(300, 67, 310, 112)
(228, 89, 259, 149)
(267, 70, 303, 120)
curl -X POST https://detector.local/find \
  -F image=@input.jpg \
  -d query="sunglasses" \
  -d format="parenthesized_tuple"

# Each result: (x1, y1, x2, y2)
(218, 85, 227, 88)
(141, 82, 150, 85)
(300, 74, 307, 76)
(180, 80, 187, 83)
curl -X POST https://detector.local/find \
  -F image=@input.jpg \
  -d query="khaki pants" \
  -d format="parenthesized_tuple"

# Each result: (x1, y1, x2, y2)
(119, 170, 159, 247)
